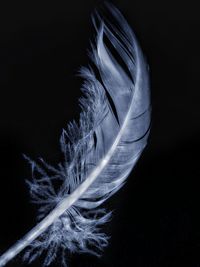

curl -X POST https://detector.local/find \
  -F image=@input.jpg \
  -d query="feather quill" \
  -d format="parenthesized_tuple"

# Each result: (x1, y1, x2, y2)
(0, 3, 150, 267)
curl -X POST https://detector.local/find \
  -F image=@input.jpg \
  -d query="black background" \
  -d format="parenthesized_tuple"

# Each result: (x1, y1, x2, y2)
(0, 0, 200, 266)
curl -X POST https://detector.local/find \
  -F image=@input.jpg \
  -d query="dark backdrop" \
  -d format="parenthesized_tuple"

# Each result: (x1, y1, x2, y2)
(0, 0, 200, 266)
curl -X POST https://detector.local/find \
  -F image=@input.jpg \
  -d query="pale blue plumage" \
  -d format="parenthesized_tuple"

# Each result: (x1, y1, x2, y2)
(0, 3, 150, 267)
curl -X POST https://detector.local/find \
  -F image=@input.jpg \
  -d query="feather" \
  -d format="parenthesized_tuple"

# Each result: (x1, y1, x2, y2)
(0, 3, 151, 267)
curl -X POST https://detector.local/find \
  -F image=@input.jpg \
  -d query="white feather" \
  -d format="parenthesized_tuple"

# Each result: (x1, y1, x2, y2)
(0, 3, 150, 267)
